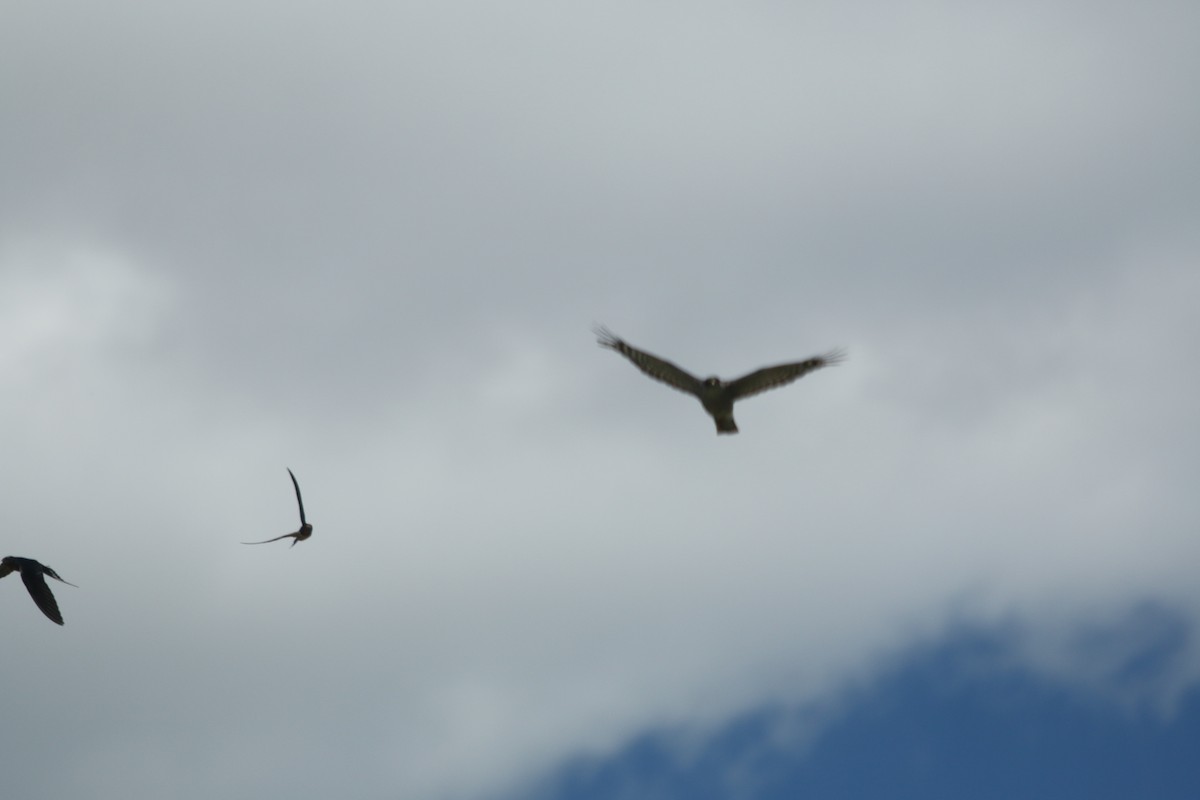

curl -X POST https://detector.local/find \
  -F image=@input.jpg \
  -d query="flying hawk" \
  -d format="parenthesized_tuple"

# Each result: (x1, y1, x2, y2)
(2, 556, 78, 625)
(596, 326, 843, 434)
(242, 468, 313, 547)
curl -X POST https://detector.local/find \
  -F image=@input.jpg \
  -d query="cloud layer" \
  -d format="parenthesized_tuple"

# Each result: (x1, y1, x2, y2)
(2, 2, 1198, 798)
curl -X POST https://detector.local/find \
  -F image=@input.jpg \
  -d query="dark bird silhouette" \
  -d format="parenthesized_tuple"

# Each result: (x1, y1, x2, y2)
(1, 556, 78, 625)
(242, 468, 313, 547)
(596, 326, 844, 434)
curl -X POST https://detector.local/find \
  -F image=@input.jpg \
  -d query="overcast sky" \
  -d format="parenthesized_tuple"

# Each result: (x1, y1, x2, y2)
(2, 2, 1198, 798)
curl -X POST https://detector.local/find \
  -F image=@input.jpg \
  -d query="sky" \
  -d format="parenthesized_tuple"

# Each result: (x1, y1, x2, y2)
(1, 2, 1198, 798)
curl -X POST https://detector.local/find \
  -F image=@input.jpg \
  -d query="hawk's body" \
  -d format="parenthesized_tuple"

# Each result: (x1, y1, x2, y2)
(1, 555, 77, 625)
(596, 327, 843, 434)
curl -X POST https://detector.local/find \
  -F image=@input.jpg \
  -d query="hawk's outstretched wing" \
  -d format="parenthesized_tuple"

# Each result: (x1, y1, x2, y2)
(595, 326, 704, 397)
(727, 349, 845, 400)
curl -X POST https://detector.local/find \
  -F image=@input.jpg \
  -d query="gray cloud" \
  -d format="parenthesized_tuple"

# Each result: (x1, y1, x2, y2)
(2, 2, 1198, 798)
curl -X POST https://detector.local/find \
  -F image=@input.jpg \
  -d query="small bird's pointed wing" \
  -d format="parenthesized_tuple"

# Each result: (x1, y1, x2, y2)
(727, 349, 845, 400)
(595, 326, 704, 397)
(20, 569, 64, 625)
(242, 532, 300, 545)
(287, 468, 307, 526)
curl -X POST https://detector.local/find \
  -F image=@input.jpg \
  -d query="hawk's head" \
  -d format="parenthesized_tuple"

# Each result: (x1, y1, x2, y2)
(703, 377, 724, 388)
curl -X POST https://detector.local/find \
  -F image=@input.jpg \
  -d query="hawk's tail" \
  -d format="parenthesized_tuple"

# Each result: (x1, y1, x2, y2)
(714, 416, 739, 435)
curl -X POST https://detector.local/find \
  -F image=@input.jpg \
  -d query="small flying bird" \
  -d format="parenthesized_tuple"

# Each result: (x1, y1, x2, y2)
(242, 468, 313, 547)
(1, 556, 78, 626)
(595, 326, 844, 434)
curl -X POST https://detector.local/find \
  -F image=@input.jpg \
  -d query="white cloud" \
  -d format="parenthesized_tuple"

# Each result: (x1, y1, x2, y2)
(0, 243, 171, 371)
